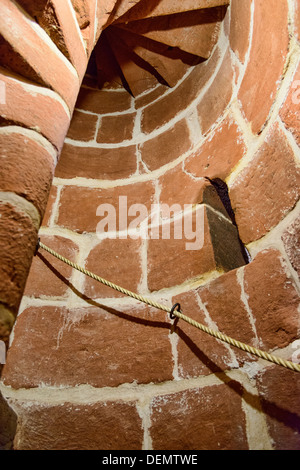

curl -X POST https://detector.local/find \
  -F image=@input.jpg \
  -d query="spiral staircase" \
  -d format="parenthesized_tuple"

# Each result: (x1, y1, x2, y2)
(88, 0, 230, 96)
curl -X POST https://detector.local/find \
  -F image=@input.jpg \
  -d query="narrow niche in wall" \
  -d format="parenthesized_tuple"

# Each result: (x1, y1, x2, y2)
(206, 177, 251, 265)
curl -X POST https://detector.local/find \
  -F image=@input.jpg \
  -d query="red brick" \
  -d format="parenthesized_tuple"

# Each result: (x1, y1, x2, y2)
(256, 366, 300, 450)
(139, 119, 191, 171)
(0, 69, 70, 151)
(281, 214, 300, 277)
(24, 235, 79, 298)
(197, 268, 257, 357)
(0, 202, 37, 313)
(50, 0, 88, 79)
(95, 0, 120, 42)
(106, 31, 160, 97)
(150, 383, 248, 450)
(184, 116, 246, 180)
(141, 47, 220, 134)
(66, 109, 98, 141)
(55, 142, 137, 180)
(243, 250, 299, 350)
(229, 0, 252, 63)
(238, 0, 289, 133)
(295, 0, 300, 40)
(116, 0, 230, 22)
(119, 7, 225, 59)
(229, 123, 300, 244)
(134, 84, 167, 110)
(172, 290, 238, 377)
(0, 36, 44, 87)
(198, 48, 234, 134)
(158, 165, 229, 217)
(75, 87, 132, 114)
(12, 400, 143, 450)
(71, 0, 90, 30)
(280, 63, 300, 146)
(0, 0, 80, 111)
(147, 205, 246, 292)
(117, 27, 192, 89)
(71, 0, 94, 54)
(40, 185, 57, 226)
(57, 180, 155, 233)
(84, 238, 143, 298)
(17, 0, 88, 80)
(2, 305, 173, 388)
(0, 131, 54, 217)
(96, 112, 136, 144)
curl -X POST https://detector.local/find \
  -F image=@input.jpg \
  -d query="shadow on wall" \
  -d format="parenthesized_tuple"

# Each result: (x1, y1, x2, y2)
(15, 254, 300, 448)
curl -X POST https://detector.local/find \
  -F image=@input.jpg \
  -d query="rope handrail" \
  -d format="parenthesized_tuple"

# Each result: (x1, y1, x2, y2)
(37, 240, 300, 373)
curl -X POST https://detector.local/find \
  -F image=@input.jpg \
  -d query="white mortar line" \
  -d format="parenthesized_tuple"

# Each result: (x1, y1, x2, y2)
(0, 367, 258, 406)
(236, 268, 260, 347)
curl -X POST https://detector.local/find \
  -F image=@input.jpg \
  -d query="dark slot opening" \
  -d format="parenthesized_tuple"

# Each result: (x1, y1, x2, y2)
(206, 177, 251, 264)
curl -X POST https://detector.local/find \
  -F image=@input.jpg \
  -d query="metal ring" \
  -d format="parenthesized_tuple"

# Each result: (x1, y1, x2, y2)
(170, 303, 181, 320)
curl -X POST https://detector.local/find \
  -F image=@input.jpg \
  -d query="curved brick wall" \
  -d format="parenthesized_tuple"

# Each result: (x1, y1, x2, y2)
(0, 0, 300, 450)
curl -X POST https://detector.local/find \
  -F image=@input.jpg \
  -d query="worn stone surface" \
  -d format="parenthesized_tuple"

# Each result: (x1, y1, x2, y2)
(198, 48, 234, 134)
(0, 0, 80, 110)
(55, 142, 137, 180)
(17, 0, 88, 79)
(243, 250, 299, 350)
(184, 116, 246, 180)
(139, 119, 191, 171)
(11, 399, 143, 450)
(96, 112, 136, 144)
(0, 69, 70, 151)
(114, 0, 230, 23)
(75, 87, 132, 114)
(147, 205, 245, 292)
(281, 214, 300, 278)
(71, 0, 90, 29)
(280, 63, 300, 146)
(119, 7, 225, 59)
(140, 47, 220, 134)
(256, 366, 300, 450)
(2, 304, 173, 389)
(24, 235, 79, 298)
(229, 123, 300, 244)
(0, 202, 37, 313)
(84, 238, 143, 298)
(0, 131, 54, 216)
(57, 180, 155, 233)
(66, 109, 98, 142)
(158, 166, 229, 218)
(40, 184, 57, 226)
(150, 382, 248, 450)
(238, 0, 289, 133)
(172, 289, 239, 377)
(229, 0, 252, 63)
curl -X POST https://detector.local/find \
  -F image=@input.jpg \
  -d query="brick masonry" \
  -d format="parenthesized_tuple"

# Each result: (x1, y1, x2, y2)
(0, 0, 300, 451)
